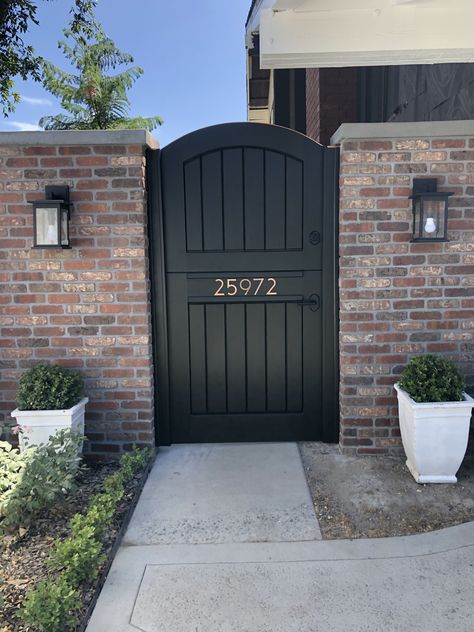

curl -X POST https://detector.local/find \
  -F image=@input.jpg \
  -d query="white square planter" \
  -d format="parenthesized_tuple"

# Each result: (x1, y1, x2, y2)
(394, 384, 473, 484)
(11, 397, 89, 452)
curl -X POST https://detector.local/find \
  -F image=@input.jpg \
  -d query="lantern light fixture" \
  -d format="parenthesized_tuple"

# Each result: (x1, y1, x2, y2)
(29, 185, 71, 249)
(409, 178, 453, 243)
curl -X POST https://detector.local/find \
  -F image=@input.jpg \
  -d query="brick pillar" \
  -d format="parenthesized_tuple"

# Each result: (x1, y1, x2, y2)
(0, 130, 157, 458)
(335, 123, 474, 455)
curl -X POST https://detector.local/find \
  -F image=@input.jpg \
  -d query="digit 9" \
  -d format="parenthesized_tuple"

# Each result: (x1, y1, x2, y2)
(239, 278, 251, 295)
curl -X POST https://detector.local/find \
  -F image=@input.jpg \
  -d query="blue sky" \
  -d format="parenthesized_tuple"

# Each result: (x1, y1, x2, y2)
(0, 0, 250, 146)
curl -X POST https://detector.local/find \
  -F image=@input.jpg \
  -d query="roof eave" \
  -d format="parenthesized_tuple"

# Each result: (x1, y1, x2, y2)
(245, 0, 277, 47)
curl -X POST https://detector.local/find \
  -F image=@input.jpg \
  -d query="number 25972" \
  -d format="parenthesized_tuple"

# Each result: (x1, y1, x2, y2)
(214, 277, 277, 297)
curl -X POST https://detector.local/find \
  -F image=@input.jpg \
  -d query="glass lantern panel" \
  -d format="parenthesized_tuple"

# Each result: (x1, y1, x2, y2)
(422, 199, 445, 239)
(35, 206, 59, 245)
(61, 209, 69, 246)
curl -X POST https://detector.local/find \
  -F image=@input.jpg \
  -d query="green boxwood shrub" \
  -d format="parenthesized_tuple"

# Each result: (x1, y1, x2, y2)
(16, 363, 84, 411)
(49, 522, 105, 585)
(21, 576, 81, 632)
(398, 354, 465, 403)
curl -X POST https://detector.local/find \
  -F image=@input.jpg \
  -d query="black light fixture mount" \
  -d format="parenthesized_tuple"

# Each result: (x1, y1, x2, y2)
(29, 185, 71, 249)
(409, 178, 453, 243)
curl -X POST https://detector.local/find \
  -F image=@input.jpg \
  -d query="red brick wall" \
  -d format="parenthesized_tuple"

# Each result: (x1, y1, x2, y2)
(3, 130, 473, 458)
(0, 137, 154, 457)
(306, 68, 358, 146)
(339, 136, 474, 455)
(306, 69, 320, 142)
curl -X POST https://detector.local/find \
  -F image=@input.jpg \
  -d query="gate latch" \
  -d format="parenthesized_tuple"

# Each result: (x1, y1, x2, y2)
(296, 293, 320, 311)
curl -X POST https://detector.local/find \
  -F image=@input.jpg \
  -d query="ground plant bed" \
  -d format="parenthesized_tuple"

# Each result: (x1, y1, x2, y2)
(300, 439, 474, 540)
(0, 454, 153, 632)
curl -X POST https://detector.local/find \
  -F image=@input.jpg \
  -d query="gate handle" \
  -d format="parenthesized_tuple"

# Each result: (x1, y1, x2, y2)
(296, 293, 320, 311)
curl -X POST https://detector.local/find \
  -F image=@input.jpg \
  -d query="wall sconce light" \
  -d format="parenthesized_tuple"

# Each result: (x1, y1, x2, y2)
(29, 185, 71, 249)
(409, 178, 453, 242)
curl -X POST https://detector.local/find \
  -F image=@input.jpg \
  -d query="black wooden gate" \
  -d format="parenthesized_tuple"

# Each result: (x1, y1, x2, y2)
(148, 123, 338, 444)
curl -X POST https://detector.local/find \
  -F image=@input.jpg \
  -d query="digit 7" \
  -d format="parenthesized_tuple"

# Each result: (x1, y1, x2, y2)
(254, 278, 264, 295)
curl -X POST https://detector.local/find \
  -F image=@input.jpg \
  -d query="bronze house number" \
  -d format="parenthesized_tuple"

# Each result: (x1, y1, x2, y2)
(214, 277, 278, 297)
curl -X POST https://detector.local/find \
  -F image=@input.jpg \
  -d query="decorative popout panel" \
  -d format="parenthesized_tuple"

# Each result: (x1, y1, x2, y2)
(183, 149, 303, 253)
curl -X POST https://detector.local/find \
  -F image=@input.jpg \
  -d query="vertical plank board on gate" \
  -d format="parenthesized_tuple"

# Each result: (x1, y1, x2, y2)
(188, 304, 207, 414)
(205, 303, 227, 412)
(222, 149, 244, 251)
(184, 158, 203, 251)
(286, 157, 303, 250)
(246, 303, 266, 411)
(266, 302, 287, 412)
(226, 303, 247, 413)
(202, 151, 224, 251)
(265, 151, 286, 250)
(286, 302, 303, 412)
(243, 148, 265, 251)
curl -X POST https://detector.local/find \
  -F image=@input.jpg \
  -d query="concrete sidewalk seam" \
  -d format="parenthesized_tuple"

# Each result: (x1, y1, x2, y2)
(136, 541, 472, 566)
(127, 565, 147, 631)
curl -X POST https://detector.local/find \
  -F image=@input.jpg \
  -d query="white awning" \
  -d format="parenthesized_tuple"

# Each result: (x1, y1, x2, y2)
(246, 0, 474, 68)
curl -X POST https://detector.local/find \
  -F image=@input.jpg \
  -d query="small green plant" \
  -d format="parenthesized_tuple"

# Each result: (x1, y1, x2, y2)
(119, 446, 151, 480)
(65, 478, 124, 546)
(76, 447, 152, 540)
(21, 576, 81, 632)
(49, 521, 105, 585)
(16, 363, 84, 411)
(0, 440, 26, 503)
(0, 430, 82, 534)
(398, 354, 466, 403)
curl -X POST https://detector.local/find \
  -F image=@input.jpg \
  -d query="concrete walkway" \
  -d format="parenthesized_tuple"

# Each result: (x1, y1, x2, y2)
(124, 443, 321, 545)
(86, 444, 474, 632)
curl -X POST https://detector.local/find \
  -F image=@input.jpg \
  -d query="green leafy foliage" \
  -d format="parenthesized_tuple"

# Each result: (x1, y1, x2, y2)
(118, 446, 152, 481)
(21, 575, 81, 632)
(18, 446, 152, 631)
(45, 448, 150, 584)
(0, 440, 26, 506)
(69, 0, 98, 36)
(0, 430, 82, 534)
(74, 447, 152, 539)
(69, 497, 116, 543)
(16, 363, 84, 411)
(39, 7, 163, 131)
(68, 447, 152, 546)
(0, 1, 97, 116)
(398, 354, 466, 403)
(49, 522, 105, 585)
(72, 478, 124, 544)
